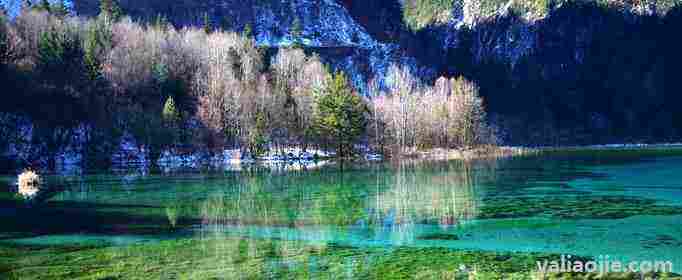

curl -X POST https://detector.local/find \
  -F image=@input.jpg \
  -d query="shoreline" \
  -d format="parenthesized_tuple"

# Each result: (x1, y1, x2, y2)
(7, 143, 682, 174)
(394, 146, 534, 161)
(535, 142, 682, 151)
(394, 142, 682, 161)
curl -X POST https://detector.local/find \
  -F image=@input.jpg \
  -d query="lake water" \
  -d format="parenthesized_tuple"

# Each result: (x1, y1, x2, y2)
(2, 150, 682, 278)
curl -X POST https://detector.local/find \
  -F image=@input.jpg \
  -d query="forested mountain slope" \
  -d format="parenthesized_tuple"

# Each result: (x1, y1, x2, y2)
(71, 0, 682, 144)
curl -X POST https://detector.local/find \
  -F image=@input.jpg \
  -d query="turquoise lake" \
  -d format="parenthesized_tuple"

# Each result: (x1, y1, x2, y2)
(1, 150, 682, 278)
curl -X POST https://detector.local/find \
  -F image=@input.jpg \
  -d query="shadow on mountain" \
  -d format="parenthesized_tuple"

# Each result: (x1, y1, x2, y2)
(339, 0, 682, 145)
(401, 2, 682, 145)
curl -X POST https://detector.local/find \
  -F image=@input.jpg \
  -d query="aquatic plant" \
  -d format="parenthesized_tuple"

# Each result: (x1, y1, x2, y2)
(17, 170, 43, 199)
(1, 236, 677, 279)
(479, 195, 682, 219)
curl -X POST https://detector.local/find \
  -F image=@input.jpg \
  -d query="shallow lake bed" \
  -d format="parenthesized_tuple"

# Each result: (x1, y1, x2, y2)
(2, 149, 682, 279)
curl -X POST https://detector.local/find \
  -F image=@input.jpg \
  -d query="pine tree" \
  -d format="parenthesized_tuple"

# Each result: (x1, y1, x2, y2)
(202, 12, 211, 34)
(99, 0, 122, 21)
(37, 0, 50, 13)
(220, 16, 231, 32)
(22, 0, 33, 12)
(153, 62, 169, 94)
(314, 71, 368, 157)
(0, 12, 9, 67)
(248, 111, 269, 157)
(290, 17, 302, 47)
(52, 0, 69, 17)
(162, 96, 180, 125)
(38, 28, 67, 74)
(243, 24, 252, 38)
(162, 95, 182, 147)
(37, 26, 87, 95)
(84, 18, 112, 81)
(154, 14, 169, 31)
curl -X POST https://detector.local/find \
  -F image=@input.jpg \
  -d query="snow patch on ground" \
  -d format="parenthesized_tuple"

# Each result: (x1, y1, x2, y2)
(111, 134, 149, 167)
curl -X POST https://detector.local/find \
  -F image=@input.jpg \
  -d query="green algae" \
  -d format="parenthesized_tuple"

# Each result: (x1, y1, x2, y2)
(540, 147, 682, 159)
(2, 237, 679, 280)
(480, 195, 682, 220)
(0, 238, 585, 279)
(417, 233, 460, 240)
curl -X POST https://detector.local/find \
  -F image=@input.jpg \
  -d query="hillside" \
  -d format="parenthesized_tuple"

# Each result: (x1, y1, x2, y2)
(2, 0, 682, 171)
(71, 0, 682, 144)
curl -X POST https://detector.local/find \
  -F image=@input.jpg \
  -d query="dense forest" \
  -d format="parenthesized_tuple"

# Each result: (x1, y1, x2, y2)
(63, 0, 682, 146)
(3, 0, 682, 170)
(0, 1, 494, 170)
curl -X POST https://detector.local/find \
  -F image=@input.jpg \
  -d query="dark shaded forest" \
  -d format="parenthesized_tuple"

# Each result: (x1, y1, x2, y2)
(414, 2, 682, 145)
(339, 0, 682, 145)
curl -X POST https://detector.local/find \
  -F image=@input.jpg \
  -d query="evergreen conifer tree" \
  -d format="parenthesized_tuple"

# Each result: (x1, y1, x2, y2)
(52, 0, 69, 17)
(37, 0, 50, 13)
(202, 12, 211, 34)
(162, 96, 180, 125)
(314, 71, 368, 157)
(99, 0, 122, 21)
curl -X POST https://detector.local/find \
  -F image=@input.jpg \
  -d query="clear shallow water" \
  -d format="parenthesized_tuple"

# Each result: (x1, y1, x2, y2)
(568, 157, 682, 205)
(2, 152, 682, 275)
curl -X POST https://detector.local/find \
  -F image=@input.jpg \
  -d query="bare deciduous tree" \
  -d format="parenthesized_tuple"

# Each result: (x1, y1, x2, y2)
(370, 64, 493, 155)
